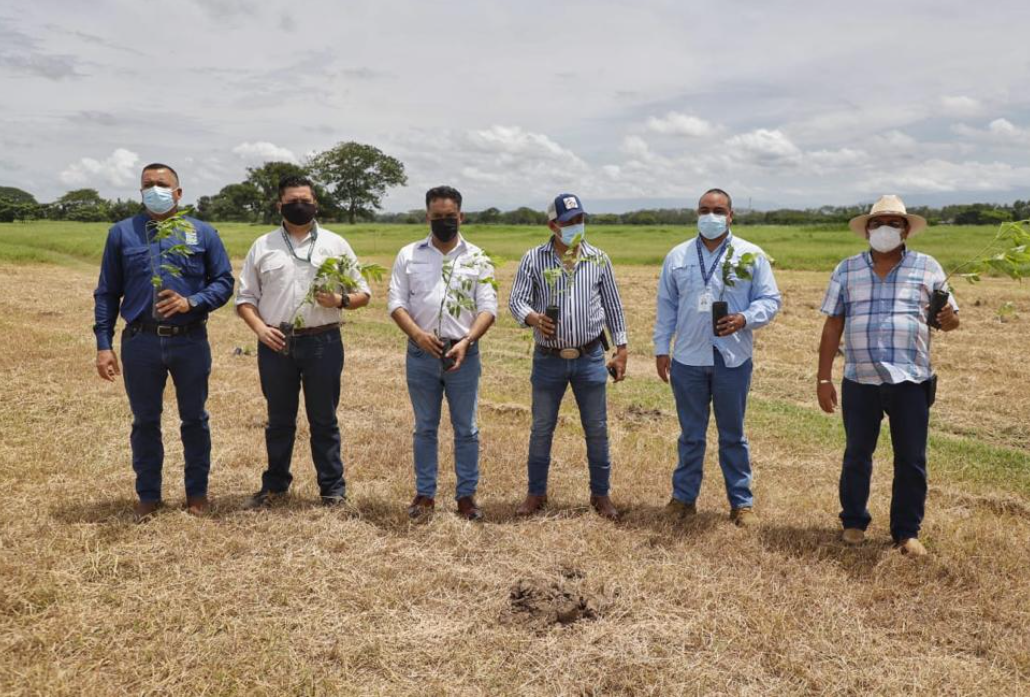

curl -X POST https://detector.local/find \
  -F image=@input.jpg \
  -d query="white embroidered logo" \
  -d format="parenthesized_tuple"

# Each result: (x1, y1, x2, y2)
(562, 197, 579, 210)
(185, 231, 199, 246)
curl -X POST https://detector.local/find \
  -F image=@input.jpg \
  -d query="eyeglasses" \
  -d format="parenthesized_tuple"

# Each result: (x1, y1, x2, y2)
(868, 219, 906, 230)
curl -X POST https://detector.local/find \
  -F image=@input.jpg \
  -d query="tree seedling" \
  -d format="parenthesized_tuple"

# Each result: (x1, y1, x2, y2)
(928, 219, 1030, 328)
(712, 245, 767, 335)
(279, 254, 385, 355)
(146, 208, 195, 320)
(435, 249, 497, 370)
(542, 232, 606, 326)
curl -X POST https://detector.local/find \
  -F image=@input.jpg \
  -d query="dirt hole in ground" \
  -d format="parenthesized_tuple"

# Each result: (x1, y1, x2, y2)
(508, 568, 606, 627)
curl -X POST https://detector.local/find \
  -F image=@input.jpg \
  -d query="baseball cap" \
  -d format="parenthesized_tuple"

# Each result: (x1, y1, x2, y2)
(546, 193, 587, 223)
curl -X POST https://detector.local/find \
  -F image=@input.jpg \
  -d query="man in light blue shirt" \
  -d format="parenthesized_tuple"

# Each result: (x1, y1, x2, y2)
(654, 188, 781, 526)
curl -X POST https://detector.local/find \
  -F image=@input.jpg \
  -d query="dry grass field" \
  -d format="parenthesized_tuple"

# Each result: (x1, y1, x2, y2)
(1, 257, 1029, 696)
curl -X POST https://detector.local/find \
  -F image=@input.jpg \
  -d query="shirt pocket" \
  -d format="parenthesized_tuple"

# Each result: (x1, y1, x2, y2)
(183, 247, 207, 277)
(672, 263, 702, 295)
(408, 263, 437, 295)
(122, 246, 153, 281)
(259, 253, 290, 292)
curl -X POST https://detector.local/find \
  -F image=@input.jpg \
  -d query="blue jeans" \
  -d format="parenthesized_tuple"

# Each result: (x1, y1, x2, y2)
(405, 340, 481, 499)
(257, 330, 345, 498)
(669, 350, 753, 509)
(120, 326, 213, 502)
(840, 378, 930, 542)
(527, 345, 611, 496)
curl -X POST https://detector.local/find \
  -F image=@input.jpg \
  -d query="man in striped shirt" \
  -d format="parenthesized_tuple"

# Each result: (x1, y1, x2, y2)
(509, 193, 628, 520)
(817, 195, 959, 557)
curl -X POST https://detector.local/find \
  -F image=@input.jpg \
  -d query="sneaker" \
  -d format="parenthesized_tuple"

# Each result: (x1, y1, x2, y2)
(897, 538, 927, 557)
(243, 490, 288, 510)
(730, 507, 758, 528)
(842, 528, 865, 545)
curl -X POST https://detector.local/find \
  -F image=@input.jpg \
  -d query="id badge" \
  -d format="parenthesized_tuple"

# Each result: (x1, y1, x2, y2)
(697, 290, 712, 312)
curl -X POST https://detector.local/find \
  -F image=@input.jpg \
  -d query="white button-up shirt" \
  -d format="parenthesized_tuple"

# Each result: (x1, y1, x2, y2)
(387, 234, 498, 340)
(236, 224, 371, 327)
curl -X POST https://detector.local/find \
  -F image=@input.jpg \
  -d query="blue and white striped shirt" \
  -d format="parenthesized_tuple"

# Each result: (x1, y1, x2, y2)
(509, 238, 628, 348)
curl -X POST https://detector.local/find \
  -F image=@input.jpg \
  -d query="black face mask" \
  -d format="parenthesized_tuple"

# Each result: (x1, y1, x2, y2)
(430, 217, 459, 242)
(282, 201, 317, 226)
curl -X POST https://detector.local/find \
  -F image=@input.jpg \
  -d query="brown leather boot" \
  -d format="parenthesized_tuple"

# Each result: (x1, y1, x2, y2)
(407, 495, 435, 520)
(186, 496, 210, 517)
(515, 494, 547, 516)
(590, 495, 620, 521)
(456, 496, 483, 522)
(133, 500, 162, 523)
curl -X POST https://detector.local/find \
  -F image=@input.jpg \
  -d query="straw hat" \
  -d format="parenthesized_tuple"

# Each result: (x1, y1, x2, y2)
(848, 194, 927, 238)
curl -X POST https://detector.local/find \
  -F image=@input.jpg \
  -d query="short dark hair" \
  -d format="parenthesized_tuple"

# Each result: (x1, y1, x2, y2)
(278, 174, 316, 199)
(425, 185, 462, 210)
(700, 188, 732, 210)
(142, 163, 179, 184)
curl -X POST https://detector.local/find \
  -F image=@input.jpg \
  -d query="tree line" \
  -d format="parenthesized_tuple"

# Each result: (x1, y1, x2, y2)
(2, 139, 1029, 226)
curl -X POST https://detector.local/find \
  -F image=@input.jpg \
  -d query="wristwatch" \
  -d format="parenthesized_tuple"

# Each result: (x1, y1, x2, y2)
(338, 293, 351, 309)
(188, 296, 199, 309)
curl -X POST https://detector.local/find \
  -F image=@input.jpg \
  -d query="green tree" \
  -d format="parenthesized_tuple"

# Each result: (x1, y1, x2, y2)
(310, 142, 407, 224)
(242, 161, 341, 224)
(54, 189, 110, 222)
(108, 198, 143, 221)
(206, 182, 263, 222)
(0, 186, 37, 205)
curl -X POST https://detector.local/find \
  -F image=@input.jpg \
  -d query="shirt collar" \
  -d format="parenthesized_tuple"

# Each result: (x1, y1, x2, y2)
(280, 222, 317, 245)
(419, 232, 468, 252)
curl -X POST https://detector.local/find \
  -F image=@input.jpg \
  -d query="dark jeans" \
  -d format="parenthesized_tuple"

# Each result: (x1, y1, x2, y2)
(120, 327, 213, 502)
(527, 344, 611, 496)
(840, 378, 930, 541)
(257, 330, 345, 498)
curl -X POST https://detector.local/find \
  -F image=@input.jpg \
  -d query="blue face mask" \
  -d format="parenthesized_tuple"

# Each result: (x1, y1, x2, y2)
(142, 185, 176, 215)
(559, 222, 585, 246)
(697, 213, 728, 240)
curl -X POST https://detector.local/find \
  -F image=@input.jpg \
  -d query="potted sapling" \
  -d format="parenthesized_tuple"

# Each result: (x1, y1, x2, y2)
(147, 208, 196, 320)
(712, 245, 766, 335)
(434, 250, 497, 370)
(927, 219, 1030, 328)
(542, 232, 606, 328)
(279, 254, 385, 355)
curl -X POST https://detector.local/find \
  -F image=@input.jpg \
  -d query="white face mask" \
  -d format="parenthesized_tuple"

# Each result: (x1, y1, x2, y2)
(868, 226, 904, 253)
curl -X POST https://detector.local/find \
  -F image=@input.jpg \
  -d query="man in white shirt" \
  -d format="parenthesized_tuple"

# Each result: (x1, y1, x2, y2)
(387, 186, 497, 521)
(236, 175, 371, 507)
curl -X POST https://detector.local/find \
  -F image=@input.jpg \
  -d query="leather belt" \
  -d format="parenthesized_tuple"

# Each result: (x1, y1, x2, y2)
(128, 320, 206, 337)
(536, 336, 602, 360)
(291, 323, 340, 337)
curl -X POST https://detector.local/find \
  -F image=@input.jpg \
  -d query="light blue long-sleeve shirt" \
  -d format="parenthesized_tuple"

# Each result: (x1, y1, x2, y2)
(653, 232, 781, 367)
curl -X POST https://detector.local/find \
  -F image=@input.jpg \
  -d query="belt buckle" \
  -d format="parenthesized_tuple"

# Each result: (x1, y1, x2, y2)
(559, 348, 581, 360)
(157, 325, 175, 337)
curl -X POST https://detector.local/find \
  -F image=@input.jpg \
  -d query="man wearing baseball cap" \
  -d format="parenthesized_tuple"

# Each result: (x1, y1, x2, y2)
(508, 193, 628, 520)
(817, 194, 959, 556)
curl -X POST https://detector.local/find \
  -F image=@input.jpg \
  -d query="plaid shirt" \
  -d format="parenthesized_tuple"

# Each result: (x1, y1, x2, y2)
(820, 249, 957, 385)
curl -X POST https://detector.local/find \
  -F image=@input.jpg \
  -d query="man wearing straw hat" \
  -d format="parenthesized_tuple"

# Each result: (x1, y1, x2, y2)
(816, 194, 959, 556)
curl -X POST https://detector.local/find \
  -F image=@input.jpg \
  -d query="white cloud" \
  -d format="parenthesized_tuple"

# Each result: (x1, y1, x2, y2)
(860, 159, 1030, 193)
(645, 112, 722, 138)
(59, 148, 140, 187)
(952, 118, 1030, 145)
(940, 95, 983, 117)
(725, 129, 802, 166)
(231, 141, 298, 163)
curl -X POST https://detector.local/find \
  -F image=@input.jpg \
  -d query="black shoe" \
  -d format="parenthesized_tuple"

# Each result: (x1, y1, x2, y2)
(321, 494, 346, 506)
(244, 489, 288, 509)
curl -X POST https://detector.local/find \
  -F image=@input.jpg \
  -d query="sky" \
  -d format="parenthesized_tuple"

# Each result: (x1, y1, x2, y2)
(2, 0, 1030, 212)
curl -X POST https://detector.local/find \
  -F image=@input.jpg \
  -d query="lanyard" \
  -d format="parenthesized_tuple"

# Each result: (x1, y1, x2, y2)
(696, 236, 729, 288)
(282, 226, 317, 264)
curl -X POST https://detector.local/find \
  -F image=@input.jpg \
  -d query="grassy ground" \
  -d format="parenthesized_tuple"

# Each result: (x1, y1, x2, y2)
(1, 228, 1029, 695)
(0, 220, 1011, 272)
